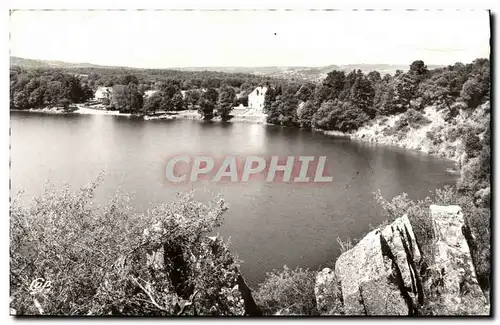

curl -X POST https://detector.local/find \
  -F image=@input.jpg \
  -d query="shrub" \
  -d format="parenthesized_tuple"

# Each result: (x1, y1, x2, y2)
(10, 177, 245, 316)
(444, 127, 459, 143)
(394, 109, 431, 131)
(463, 130, 482, 159)
(254, 266, 318, 315)
(443, 103, 464, 122)
(374, 190, 435, 259)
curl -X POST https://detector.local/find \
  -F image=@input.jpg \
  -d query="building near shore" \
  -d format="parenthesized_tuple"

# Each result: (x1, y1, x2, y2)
(94, 87, 113, 102)
(144, 90, 159, 98)
(248, 86, 267, 111)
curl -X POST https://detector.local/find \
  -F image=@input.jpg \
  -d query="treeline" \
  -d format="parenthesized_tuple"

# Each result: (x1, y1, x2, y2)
(10, 66, 263, 117)
(10, 67, 94, 110)
(263, 59, 490, 131)
(108, 80, 238, 121)
(66, 66, 271, 90)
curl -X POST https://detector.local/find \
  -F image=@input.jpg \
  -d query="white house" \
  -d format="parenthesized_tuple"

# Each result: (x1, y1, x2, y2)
(94, 87, 113, 102)
(144, 90, 159, 98)
(248, 86, 267, 111)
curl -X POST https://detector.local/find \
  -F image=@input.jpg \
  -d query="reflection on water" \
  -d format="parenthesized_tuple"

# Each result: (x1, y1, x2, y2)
(10, 112, 458, 287)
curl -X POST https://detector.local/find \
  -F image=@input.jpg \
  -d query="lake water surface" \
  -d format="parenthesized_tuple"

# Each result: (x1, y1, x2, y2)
(10, 111, 458, 287)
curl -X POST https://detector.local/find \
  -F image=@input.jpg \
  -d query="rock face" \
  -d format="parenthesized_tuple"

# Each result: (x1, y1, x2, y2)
(334, 228, 410, 315)
(145, 236, 262, 316)
(426, 205, 489, 315)
(380, 214, 423, 308)
(316, 207, 489, 316)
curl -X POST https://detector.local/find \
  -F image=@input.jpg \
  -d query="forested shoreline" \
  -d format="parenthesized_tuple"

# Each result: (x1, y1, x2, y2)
(9, 65, 269, 117)
(10, 58, 491, 199)
(10, 58, 489, 124)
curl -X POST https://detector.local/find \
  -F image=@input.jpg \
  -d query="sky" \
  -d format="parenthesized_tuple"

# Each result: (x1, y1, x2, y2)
(9, 10, 491, 68)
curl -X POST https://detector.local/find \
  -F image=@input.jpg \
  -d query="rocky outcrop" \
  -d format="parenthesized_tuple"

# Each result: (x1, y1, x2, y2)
(145, 235, 261, 316)
(316, 206, 489, 316)
(334, 228, 410, 315)
(424, 205, 489, 315)
(380, 214, 423, 308)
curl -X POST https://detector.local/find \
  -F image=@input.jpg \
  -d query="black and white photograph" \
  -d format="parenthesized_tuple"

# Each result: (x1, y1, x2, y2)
(8, 8, 491, 317)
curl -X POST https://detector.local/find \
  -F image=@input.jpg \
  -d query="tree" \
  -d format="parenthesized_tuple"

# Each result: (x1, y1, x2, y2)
(28, 87, 45, 108)
(295, 83, 315, 102)
(312, 99, 369, 132)
(263, 86, 279, 115)
(315, 70, 345, 103)
(111, 84, 144, 113)
(13, 91, 29, 110)
(347, 70, 376, 118)
(392, 72, 418, 112)
(111, 85, 130, 111)
(198, 99, 215, 120)
(184, 90, 201, 109)
(461, 61, 490, 109)
(171, 93, 186, 111)
(409, 60, 429, 76)
(128, 83, 143, 113)
(217, 86, 236, 121)
(367, 71, 382, 84)
(198, 88, 218, 120)
(312, 100, 335, 130)
(119, 74, 139, 85)
(297, 100, 318, 128)
(204, 88, 219, 103)
(143, 91, 163, 114)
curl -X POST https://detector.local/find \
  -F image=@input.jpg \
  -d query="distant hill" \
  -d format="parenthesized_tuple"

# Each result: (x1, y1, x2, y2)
(10, 57, 117, 69)
(10, 56, 443, 81)
(175, 64, 443, 81)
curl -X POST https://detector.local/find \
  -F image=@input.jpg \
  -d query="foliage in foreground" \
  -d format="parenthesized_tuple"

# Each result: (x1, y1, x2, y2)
(10, 177, 246, 315)
(254, 266, 318, 316)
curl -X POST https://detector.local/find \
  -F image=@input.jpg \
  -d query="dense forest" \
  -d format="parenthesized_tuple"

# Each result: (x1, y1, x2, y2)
(9, 65, 271, 115)
(263, 59, 490, 131)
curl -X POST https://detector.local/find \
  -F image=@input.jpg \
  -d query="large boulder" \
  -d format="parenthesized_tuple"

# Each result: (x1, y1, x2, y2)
(426, 205, 489, 315)
(335, 230, 410, 315)
(381, 214, 423, 308)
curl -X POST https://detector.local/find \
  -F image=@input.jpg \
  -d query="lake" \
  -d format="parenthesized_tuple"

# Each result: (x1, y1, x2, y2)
(10, 111, 458, 287)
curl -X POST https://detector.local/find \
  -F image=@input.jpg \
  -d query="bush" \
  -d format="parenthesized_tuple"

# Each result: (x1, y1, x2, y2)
(463, 130, 482, 159)
(443, 103, 464, 122)
(10, 177, 245, 315)
(394, 109, 431, 131)
(254, 266, 318, 315)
